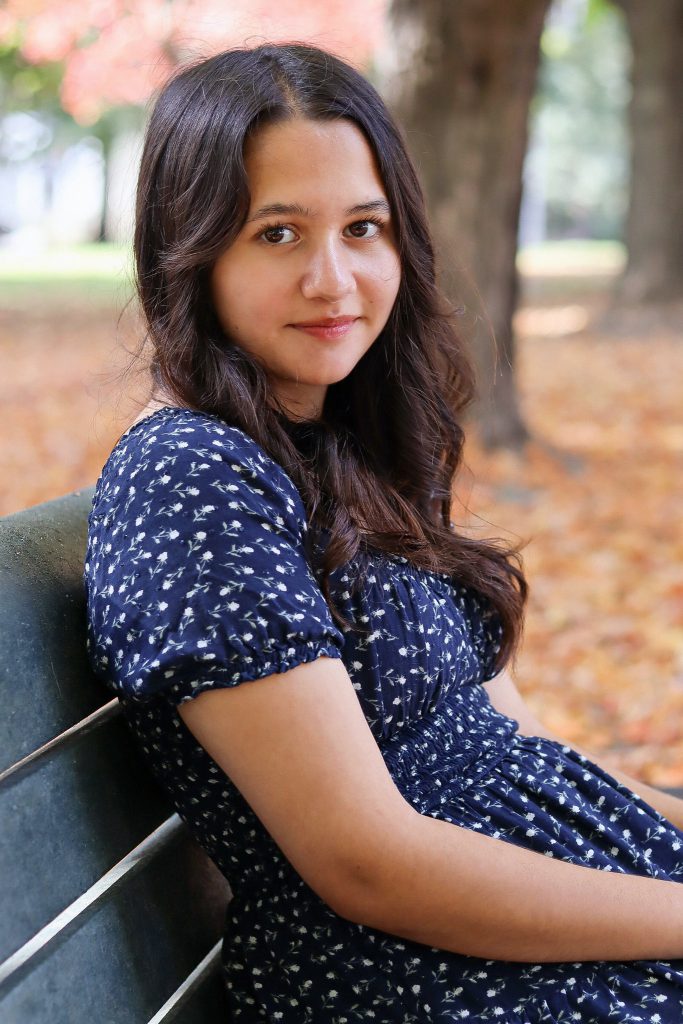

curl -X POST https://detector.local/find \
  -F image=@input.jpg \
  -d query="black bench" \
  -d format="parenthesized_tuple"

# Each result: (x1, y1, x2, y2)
(0, 490, 231, 1023)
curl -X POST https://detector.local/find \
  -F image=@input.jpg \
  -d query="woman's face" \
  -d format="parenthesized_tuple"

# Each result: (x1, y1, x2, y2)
(210, 117, 401, 421)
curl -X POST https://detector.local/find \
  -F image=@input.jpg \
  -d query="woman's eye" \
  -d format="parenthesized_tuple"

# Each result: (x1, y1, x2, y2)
(346, 220, 382, 239)
(261, 225, 296, 245)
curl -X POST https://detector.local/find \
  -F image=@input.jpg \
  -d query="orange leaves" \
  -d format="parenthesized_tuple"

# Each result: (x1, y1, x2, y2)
(1, 283, 682, 787)
(462, 303, 683, 786)
(0, 302, 147, 513)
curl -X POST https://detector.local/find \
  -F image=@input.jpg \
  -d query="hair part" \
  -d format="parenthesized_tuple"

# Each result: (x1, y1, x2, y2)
(133, 42, 528, 673)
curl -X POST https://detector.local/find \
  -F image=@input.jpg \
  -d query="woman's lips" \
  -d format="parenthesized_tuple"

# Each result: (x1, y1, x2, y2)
(290, 317, 359, 340)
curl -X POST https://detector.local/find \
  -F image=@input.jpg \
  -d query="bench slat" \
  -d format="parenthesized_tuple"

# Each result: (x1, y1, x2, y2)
(146, 941, 222, 1024)
(0, 710, 172, 962)
(0, 815, 184, 994)
(0, 828, 229, 1023)
(0, 699, 120, 789)
(167, 970, 229, 1024)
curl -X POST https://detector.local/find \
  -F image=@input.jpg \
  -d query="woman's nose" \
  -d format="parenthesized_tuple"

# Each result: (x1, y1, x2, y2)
(299, 239, 355, 301)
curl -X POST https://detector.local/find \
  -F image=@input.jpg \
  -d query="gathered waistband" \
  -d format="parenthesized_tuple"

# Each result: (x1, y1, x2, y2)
(379, 682, 519, 808)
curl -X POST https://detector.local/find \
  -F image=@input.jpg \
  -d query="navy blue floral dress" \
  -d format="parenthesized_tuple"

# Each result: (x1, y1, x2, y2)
(84, 406, 683, 1023)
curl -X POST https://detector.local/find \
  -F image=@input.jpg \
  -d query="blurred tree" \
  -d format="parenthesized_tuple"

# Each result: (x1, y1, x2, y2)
(379, 0, 550, 449)
(0, 40, 90, 235)
(614, 0, 683, 303)
(0, 0, 386, 242)
(0, 33, 145, 241)
(0, 39, 64, 117)
(0, 1, 385, 125)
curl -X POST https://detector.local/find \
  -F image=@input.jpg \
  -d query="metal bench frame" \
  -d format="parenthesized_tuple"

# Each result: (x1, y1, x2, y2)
(0, 490, 230, 1024)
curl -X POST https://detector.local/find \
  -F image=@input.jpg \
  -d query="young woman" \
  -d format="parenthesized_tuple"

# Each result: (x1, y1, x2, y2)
(84, 43, 683, 1023)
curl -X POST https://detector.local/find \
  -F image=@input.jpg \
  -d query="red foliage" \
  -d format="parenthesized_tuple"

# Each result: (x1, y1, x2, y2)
(1, 0, 388, 124)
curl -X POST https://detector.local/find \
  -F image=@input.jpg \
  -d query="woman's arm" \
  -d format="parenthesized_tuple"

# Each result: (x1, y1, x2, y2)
(180, 656, 683, 963)
(484, 669, 683, 831)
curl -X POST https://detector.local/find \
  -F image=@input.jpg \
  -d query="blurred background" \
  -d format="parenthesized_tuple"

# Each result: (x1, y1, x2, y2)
(1, 0, 681, 784)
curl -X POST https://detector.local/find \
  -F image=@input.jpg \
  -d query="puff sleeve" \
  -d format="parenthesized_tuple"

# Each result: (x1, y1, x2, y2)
(84, 411, 345, 706)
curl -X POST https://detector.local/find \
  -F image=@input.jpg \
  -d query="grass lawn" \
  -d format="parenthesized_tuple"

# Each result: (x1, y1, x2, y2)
(517, 238, 625, 276)
(0, 242, 135, 309)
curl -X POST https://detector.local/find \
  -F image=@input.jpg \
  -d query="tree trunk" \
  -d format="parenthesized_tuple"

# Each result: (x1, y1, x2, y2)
(378, 0, 550, 449)
(615, 0, 683, 303)
(97, 126, 112, 244)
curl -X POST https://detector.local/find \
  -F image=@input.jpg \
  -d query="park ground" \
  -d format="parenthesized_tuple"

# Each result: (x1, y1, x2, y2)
(1, 241, 682, 786)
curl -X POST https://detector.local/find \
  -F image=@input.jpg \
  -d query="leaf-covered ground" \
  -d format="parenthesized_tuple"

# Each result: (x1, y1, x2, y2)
(1, 279, 681, 785)
(463, 299, 683, 787)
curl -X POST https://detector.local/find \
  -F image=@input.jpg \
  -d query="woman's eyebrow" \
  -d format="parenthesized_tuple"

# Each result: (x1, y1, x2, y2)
(246, 198, 391, 223)
(346, 199, 391, 217)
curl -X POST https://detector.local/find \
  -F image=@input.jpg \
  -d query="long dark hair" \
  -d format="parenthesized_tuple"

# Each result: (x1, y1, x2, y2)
(133, 42, 527, 671)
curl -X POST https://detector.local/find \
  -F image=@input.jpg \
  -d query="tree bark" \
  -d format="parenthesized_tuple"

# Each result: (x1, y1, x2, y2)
(378, 0, 550, 449)
(97, 125, 112, 244)
(615, 0, 683, 303)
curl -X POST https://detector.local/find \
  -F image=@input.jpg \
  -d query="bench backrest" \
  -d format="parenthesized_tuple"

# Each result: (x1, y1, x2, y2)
(0, 490, 230, 1023)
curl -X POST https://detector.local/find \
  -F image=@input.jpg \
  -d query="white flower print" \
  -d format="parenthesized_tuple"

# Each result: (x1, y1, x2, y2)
(83, 406, 683, 1024)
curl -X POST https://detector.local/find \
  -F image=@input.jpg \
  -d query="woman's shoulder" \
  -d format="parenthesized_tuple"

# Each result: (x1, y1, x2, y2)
(90, 404, 306, 524)
(109, 403, 268, 462)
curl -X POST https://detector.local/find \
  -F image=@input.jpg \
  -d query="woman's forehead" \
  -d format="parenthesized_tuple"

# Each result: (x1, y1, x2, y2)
(243, 117, 388, 209)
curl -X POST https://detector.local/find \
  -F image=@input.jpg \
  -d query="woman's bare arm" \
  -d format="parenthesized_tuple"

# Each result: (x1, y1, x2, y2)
(484, 669, 683, 832)
(179, 656, 683, 963)
(355, 803, 683, 962)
